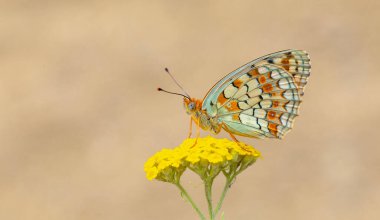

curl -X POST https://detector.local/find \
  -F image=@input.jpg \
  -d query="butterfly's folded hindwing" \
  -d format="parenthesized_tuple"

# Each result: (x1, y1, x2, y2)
(202, 50, 311, 139)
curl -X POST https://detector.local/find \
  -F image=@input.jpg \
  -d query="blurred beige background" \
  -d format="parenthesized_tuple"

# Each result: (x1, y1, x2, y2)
(1, 0, 379, 219)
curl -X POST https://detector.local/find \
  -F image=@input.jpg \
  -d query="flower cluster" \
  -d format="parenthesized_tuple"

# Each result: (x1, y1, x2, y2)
(144, 136, 261, 183)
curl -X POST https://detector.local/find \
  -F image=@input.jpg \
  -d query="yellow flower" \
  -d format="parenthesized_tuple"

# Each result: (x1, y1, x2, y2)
(144, 137, 264, 220)
(205, 152, 224, 164)
(144, 136, 261, 182)
(143, 148, 186, 182)
(146, 166, 158, 180)
(186, 153, 201, 163)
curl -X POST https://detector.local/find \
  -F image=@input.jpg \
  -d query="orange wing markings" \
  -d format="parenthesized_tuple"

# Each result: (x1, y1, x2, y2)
(258, 75, 266, 84)
(200, 50, 310, 140)
(217, 93, 228, 105)
(248, 69, 260, 77)
(267, 110, 277, 120)
(281, 57, 290, 65)
(262, 83, 273, 93)
(225, 101, 240, 111)
(233, 79, 243, 88)
(280, 56, 292, 71)
(232, 114, 240, 121)
(268, 123, 278, 136)
(272, 100, 279, 108)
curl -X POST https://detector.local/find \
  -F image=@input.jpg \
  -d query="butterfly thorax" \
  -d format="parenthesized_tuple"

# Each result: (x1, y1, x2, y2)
(183, 98, 221, 134)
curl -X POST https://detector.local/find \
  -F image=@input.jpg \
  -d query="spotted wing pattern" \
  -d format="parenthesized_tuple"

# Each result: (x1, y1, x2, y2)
(202, 50, 311, 139)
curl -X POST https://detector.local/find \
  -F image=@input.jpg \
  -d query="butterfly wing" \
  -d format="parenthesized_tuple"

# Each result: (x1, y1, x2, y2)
(202, 49, 311, 139)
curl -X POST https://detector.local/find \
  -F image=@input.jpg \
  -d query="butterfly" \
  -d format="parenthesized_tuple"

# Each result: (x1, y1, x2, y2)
(159, 49, 311, 141)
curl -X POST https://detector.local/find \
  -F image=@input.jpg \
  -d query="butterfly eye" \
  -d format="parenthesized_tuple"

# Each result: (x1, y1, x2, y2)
(189, 102, 195, 110)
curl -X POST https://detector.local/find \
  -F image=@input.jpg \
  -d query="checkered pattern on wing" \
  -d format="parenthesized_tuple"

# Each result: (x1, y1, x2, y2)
(203, 49, 311, 139)
(262, 50, 311, 95)
(217, 64, 303, 139)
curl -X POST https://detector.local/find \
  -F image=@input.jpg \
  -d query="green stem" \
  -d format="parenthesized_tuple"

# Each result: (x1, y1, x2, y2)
(213, 176, 232, 217)
(176, 183, 206, 220)
(205, 179, 214, 220)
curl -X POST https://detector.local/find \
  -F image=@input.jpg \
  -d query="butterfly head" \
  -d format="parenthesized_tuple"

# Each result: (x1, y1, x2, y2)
(159, 67, 202, 115)
(183, 98, 202, 115)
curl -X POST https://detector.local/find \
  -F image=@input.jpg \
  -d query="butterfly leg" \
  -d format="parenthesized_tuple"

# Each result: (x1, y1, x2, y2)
(188, 117, 193, 138)
(190, 118, 201, 148)
(221, 123, 240, 142)
(229, 133, 240, 142)
(196, 118, 201, 138)
(222, 123, 251, 152)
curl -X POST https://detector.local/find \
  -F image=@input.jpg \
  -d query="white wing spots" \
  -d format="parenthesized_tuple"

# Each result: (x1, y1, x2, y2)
(288, 58, 296, 65)
(238, 94, 250, 101)
(246, 79, 259, 91)
(300, 76, 308, 84)
(248, 88, 262, 98)
(237, 74, 250, 82)
(270, 70, 282, 79)
(278, 78, 296, 89)
(242, 108, 253, 115)
(272, 58, 283, 64)
(224, 84, 238, 98)
(260, 93, 272, 99)
(239, 114, 260, 129)
(237, 101, 251, 110)
(203, 50, 311, 140)
(258, 119, 269, 132)
(253, 109, 267, 119)
(282, 89, 300, 100)
(246, 96, 262, 106)
(280, 113, 293, 128)
(281, 69, 292, 77)
(288, 66, 297, 72)
(234, 85, 248, 98)
(302, 67, 311, 74)
(285, 101, 299, 114)
(258, 100, 272, 108)
(258, 66, 269, 74)
(238, 95, 249, 101)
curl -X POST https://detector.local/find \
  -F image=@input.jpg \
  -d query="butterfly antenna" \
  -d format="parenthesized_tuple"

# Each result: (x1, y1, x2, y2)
(157, 87, 190, 99)
(164, 68, 191, 98)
